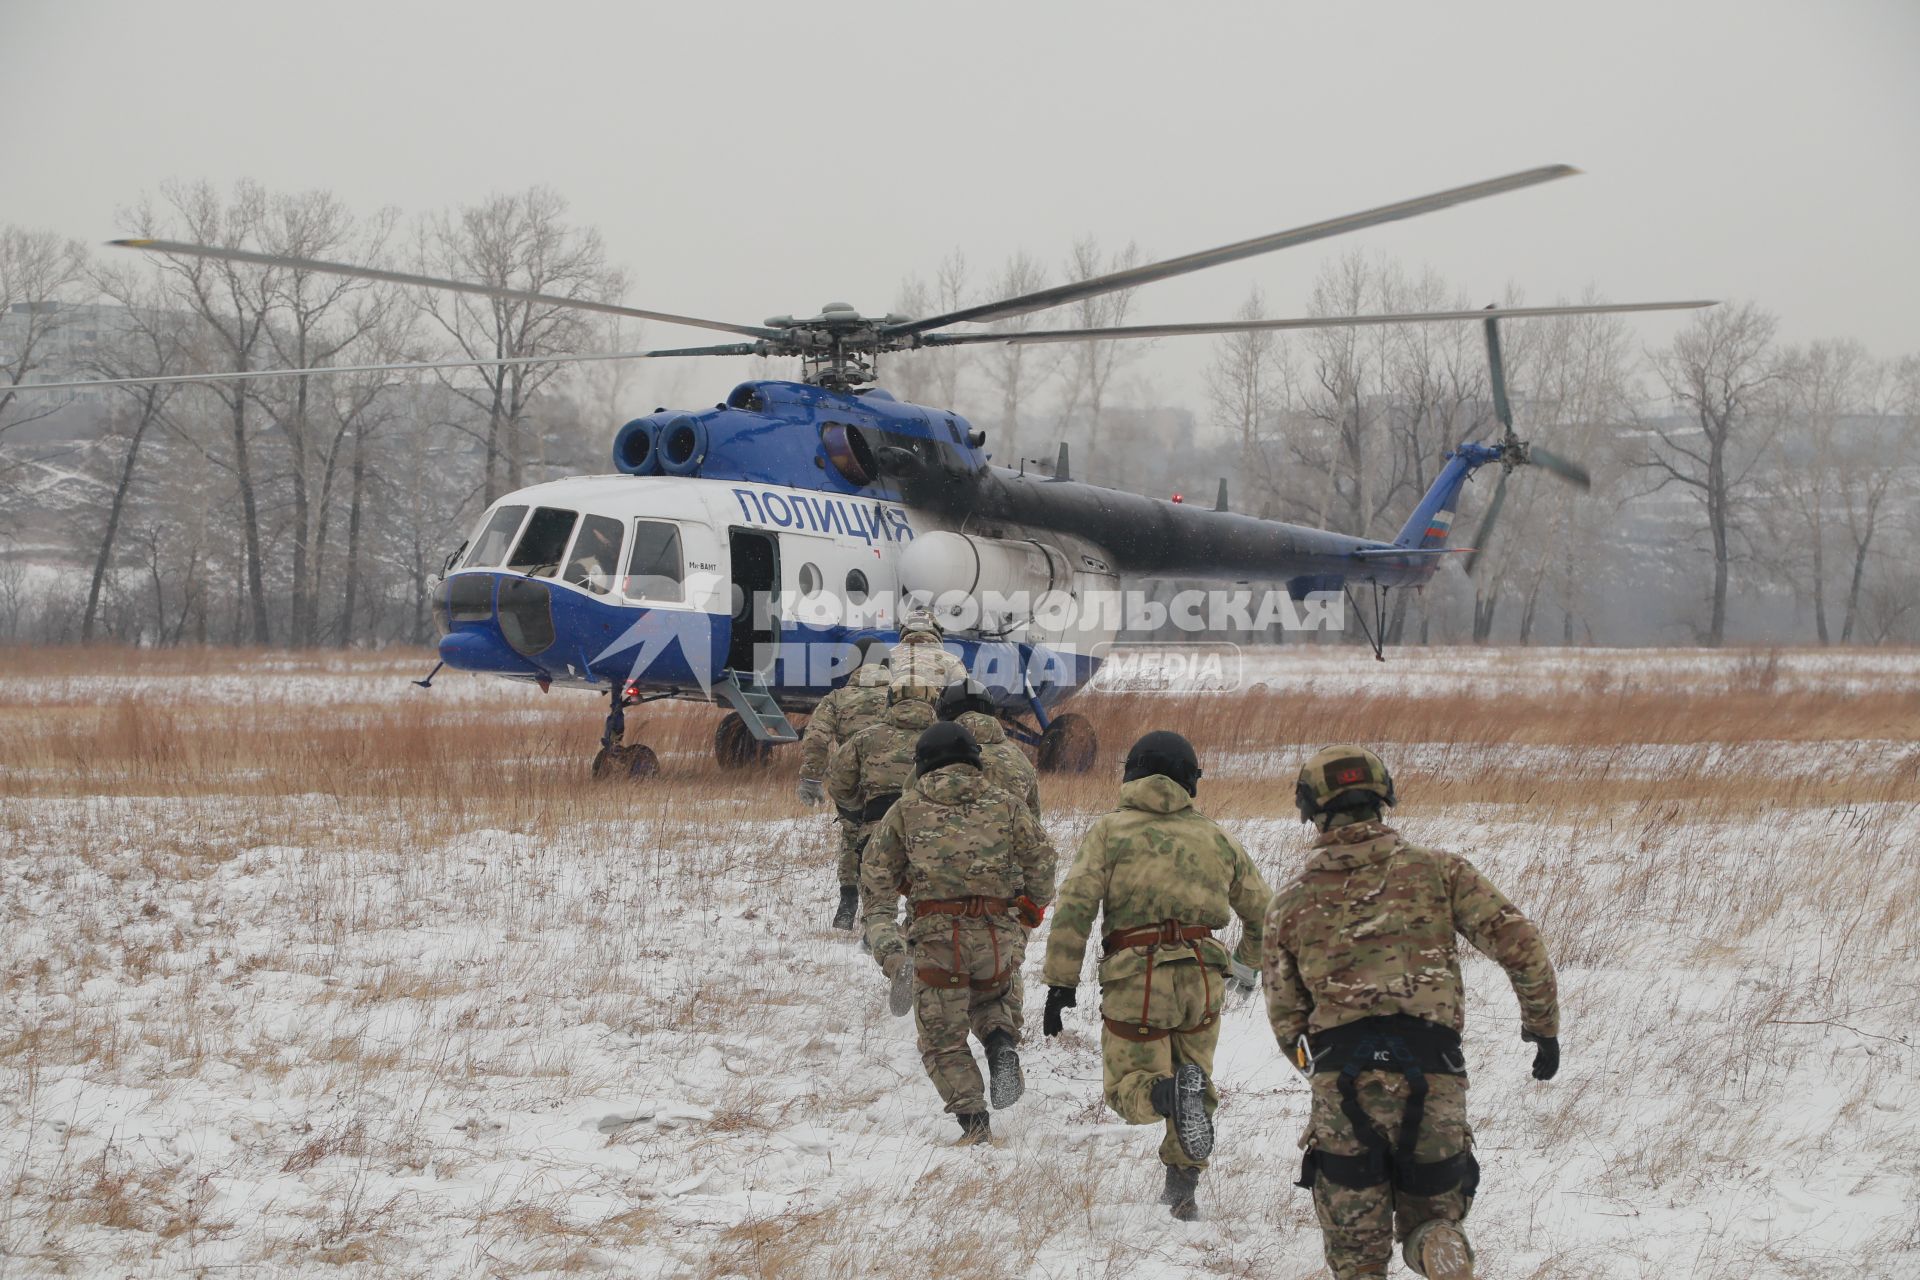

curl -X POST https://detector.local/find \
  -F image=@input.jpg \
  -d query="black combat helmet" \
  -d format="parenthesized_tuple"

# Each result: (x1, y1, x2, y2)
(915, 721, 982, 777)
(937, 679, 996, 723)
(1123, 730, 1203, 796)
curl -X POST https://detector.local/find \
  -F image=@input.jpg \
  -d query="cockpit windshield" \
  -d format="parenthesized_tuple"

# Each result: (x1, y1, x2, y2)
(507, 508, 580, 577)
(464, 505, 528, 568)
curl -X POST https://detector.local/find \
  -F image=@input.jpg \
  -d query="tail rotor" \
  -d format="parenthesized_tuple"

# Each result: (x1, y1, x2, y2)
(1463, 308, 1593, 574)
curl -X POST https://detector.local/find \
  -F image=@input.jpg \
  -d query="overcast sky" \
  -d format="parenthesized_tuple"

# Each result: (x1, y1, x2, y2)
(4, 1, 1916, 417)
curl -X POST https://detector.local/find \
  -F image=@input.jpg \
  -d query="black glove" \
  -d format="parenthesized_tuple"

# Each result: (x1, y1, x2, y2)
(1043, 986, 1077, 1037)
(1523, 1031, 1559, 1080)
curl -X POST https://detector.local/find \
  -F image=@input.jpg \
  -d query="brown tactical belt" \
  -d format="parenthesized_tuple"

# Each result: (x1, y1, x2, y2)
(1102, 921, 1214, 954)
(1104, 1012, 1216, 1042)
(1099, 919, 1218, 1042)
(912, 896, 1016, 993)
(913, 896, 1011, 920)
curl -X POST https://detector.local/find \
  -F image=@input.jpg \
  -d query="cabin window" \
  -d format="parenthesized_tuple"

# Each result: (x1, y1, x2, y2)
(845, 568, 870, 604)
(507, 508, 580, 577)
(464, 504, 528, 568)
(563, 514, 626, 595)
(625, 520, 685, 603)
(797, 562, 822, 598)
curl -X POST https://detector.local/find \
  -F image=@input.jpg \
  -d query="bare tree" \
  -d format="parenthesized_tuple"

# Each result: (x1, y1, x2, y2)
(1834, 353, 1917, 642)
(1641, 302, 1781, 646)
(1054, 237, 1145, 435)
(81, 264, 192, 641)
(976, 251, 1059, 462)
(419, 188, 625, 503)
(0, 227, 89, 444)
(1203, 286, 1290, 514)
(130, 180, 282, 643)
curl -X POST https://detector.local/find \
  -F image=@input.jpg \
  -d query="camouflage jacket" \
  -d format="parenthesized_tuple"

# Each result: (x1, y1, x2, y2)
(891, 633, 967, 692)
(825, 699, 937, 814)
(799, 665, 891, 780)
(1261, 820, 1560, 1046)
(862, 763, 1058, 961)
(1042, 774, 1271, 988)
(957, 710, 1040, 816)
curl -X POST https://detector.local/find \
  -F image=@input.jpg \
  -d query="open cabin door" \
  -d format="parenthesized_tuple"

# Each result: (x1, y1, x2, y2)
(726, 528, 779, 675)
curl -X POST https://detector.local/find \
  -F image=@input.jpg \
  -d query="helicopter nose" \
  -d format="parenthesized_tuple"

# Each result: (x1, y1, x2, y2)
(432, 572, 550, 675)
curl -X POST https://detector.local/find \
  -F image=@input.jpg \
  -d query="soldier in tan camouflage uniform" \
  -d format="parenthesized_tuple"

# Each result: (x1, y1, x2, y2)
(1042, 731, 1270, 1220)
(863, 722, 1057, 1144)
(798, 639, 893, 930)
(937, 681, 1040, 816)
(826, 675, 941, 930)
(1264, 746, 1560, 1280)
(891, 602, 967, 692)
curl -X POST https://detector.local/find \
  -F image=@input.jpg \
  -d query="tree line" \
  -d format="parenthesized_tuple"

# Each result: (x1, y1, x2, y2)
(1, 185, 1915, 649)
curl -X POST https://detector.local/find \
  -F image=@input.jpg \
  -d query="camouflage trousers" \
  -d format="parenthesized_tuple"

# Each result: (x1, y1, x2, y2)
(909, 914, 1023, 1115)
(1098, 958, 1224, 1170)
(1304, 1071, 1475, 1280)
(835, 817, 866, 887)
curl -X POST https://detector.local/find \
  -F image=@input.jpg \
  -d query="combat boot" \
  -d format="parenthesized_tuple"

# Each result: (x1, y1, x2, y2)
(983, 1030, 1024, 1109)
(1408, 1221, 1474, 1280)
(831, 885, 858, 930)
(1148, 1062, 1213, 1161)
(1159, 1164, 1201, 1221)
(954, 1112, 992, 1145)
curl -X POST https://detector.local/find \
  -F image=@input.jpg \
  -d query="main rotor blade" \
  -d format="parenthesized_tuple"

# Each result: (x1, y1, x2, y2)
(1483, 312, 1514, 433)
(0, 343, 763, 396)
(889, 165, 1583, 337)
(1463, 471, 1509, 576)
(108, 239, 780, 340)
(1529, 445, 1593, 491)
(917, 300, 1716, 347)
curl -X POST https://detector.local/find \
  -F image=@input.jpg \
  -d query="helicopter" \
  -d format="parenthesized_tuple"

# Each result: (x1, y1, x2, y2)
(10, 164, 1712, 776)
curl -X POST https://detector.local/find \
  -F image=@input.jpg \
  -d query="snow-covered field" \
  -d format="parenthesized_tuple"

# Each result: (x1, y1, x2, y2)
(2, 647, 1917, 1278)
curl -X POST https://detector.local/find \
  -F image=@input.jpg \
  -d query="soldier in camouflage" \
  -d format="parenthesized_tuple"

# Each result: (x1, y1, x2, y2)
(1042, 731, 1271, 1220)
(799, 639, 893, 930)
(937, 681, 1040, 816)
(891, 602, 967, 693)
(1264, 746, 1560, 1280)
(863, 722, 1058, 1144)
(826, 676, 942, 930)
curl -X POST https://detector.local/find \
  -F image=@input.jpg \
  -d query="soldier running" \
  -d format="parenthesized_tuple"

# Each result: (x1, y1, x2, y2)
(1041, 730, 1270, 1220)
(798, 638, 893, 929)
(1265, 746, 1560, 1280)
(862, 722, 1057, 1145)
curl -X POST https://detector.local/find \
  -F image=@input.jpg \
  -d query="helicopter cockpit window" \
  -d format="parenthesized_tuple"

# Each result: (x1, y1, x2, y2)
(563, 514, 625, 595)
(464, 505, 528, 568)
(506, 507, 579, 577)
(624, 520, 685, 603)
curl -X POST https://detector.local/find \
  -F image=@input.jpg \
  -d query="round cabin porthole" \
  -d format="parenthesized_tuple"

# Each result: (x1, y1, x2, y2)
(845, 568, 869, 604)
(798, 562, 822, 597)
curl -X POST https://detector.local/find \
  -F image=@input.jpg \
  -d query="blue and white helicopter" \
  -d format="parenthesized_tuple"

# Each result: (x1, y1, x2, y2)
(27, 165, 1710, 776)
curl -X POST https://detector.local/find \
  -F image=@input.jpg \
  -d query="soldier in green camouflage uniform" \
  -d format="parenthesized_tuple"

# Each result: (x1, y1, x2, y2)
(863, 722, 1058, 1143)
(799, 640, 893, 929)
(1264, 746, 1560, 1280)
(1042, 731, 1270, 1220)
(937, 681, 1040, 816)
(826, 677, 941, 930)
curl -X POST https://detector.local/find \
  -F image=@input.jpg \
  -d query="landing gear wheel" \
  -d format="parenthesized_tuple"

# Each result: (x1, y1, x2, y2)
(714, 712, 775, 769)
(592, 743, 660, 780)
(1037, 712, 1097, 774)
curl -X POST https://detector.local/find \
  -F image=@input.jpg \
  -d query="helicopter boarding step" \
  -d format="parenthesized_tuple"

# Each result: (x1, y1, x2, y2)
(714, 671, 800, 743)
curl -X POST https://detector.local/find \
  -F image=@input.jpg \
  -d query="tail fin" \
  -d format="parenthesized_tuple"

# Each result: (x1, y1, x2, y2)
(1391, 443, 1499, 550)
